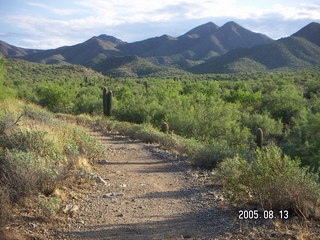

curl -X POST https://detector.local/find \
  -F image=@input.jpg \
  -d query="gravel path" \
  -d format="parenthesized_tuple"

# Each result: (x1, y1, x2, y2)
(50, 130, 238, 240)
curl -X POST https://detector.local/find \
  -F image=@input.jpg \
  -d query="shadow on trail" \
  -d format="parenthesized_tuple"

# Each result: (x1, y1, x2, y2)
(56, 208, 238, 240)
(136, 188, 205, 200)
(99, 137, 144, 145)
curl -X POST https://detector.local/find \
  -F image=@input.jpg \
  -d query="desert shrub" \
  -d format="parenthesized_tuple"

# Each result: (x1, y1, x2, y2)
(55, 112, 77, 122)
(0, 185, 10, 227)
(0, 58, 16, 100)
(76, 114, 95, 125)
(114, 100, 151, 124)
(74, 87, 102, 115)
(262, 86, 307, 125)
(0, 100, 106, 228)
(166, 98, 251, 144)
(0, 149, 40, 203)
(241, 112, 283, 140)
(38, 195, 61, 216)
(0, 113, 15, 135)
(35, 82, 73, 112)
(1, 149, 66, 197)
(23, 105, 53, 123)
(190, 141, 235, 168)
(223, 88, 262, 110)
(219, 145, 320, 218)
(284, 112, 320, 172)
(3, 130, 63, 161)
(68, 126, 106, 161)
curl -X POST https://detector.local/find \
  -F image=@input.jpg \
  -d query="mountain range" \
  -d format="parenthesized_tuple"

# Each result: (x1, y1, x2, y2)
(1, 21, 319, 76)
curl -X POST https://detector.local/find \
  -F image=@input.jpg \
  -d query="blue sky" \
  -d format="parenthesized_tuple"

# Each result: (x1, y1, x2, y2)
(1, 0, 319, 49)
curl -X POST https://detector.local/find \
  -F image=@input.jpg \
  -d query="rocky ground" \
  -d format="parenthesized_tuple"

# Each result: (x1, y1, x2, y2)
(3, 130, 320, 240)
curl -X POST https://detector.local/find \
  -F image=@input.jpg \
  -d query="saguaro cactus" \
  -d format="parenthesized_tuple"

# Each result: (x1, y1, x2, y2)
(143, 81, 149, 94)
(161, 122, 169, 134)
(106, 90, 113, 117)
(103, 87, 108, 116)
(103, 87, 113, 116)
(256, 128, 263, 149)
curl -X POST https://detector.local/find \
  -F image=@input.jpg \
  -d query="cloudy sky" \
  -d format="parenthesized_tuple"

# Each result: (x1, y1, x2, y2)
(1, 0, 319, 49)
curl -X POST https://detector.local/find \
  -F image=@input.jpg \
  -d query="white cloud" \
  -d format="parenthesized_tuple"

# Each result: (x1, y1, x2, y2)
(3, 0, 320, 48)
(75, 0, 320, 22)
(28, 2, 82, 16)
(19, 38, 75, 49)
(272, 3, 320, 20)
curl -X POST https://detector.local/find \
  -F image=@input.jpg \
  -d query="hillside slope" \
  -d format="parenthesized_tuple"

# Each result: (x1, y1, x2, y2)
(292, 22, 320, 46)
(190, 22, 320, 74)
(86, 55, 189, 78)
(3, 58, 105, 84)
(0, 40, 41, 58)
(23, 35, 124, 64)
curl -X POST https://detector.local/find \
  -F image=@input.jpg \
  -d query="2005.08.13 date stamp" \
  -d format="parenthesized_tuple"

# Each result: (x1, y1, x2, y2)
(239, 210, 289, 220)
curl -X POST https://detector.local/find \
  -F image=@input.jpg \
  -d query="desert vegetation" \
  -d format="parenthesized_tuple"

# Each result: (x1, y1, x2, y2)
(1, 57, 320, 222)
(0, 98, 106, 229)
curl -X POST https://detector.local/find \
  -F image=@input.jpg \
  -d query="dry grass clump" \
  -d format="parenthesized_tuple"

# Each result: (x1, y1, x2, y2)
(93, 117, 191, 152)
(74, 116, 241, 168)
(0, 100, 106, 227)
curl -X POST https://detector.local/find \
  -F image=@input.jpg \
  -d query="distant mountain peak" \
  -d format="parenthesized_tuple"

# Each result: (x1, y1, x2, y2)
(203, 21, 218, 27)
(159, 34, 176, 40)
(184, 22, 219, 36)
(224, 21, 238, 26)
(303, 22, 320, 28)
(93, 34, 126, 45)
(220, 21, 243, 30)
(292, 22, 320, 46)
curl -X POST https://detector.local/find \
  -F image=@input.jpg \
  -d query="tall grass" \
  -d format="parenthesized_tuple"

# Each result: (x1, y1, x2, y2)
(0, 100, 106, 227)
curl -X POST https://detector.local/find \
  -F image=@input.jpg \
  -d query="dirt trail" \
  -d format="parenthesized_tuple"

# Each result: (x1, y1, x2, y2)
(50, 130, 239, 239)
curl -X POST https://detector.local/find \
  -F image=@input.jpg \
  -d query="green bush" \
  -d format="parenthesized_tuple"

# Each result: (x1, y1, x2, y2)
(0, 100, 106, 226)
(3, 130, 63, 162)
(262, 86, 307, 125)
(35, 82, 73, 112)
(38, 195, 61, 216)
(74, 87, 102, 115)
(284, 112, 320, 172)
(69, 127, 106, 161)
(190, 141, 235, 168)
(241, 112, 283, 140)
(224, 88, 262, 109)
(219, 145, 320, 217)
